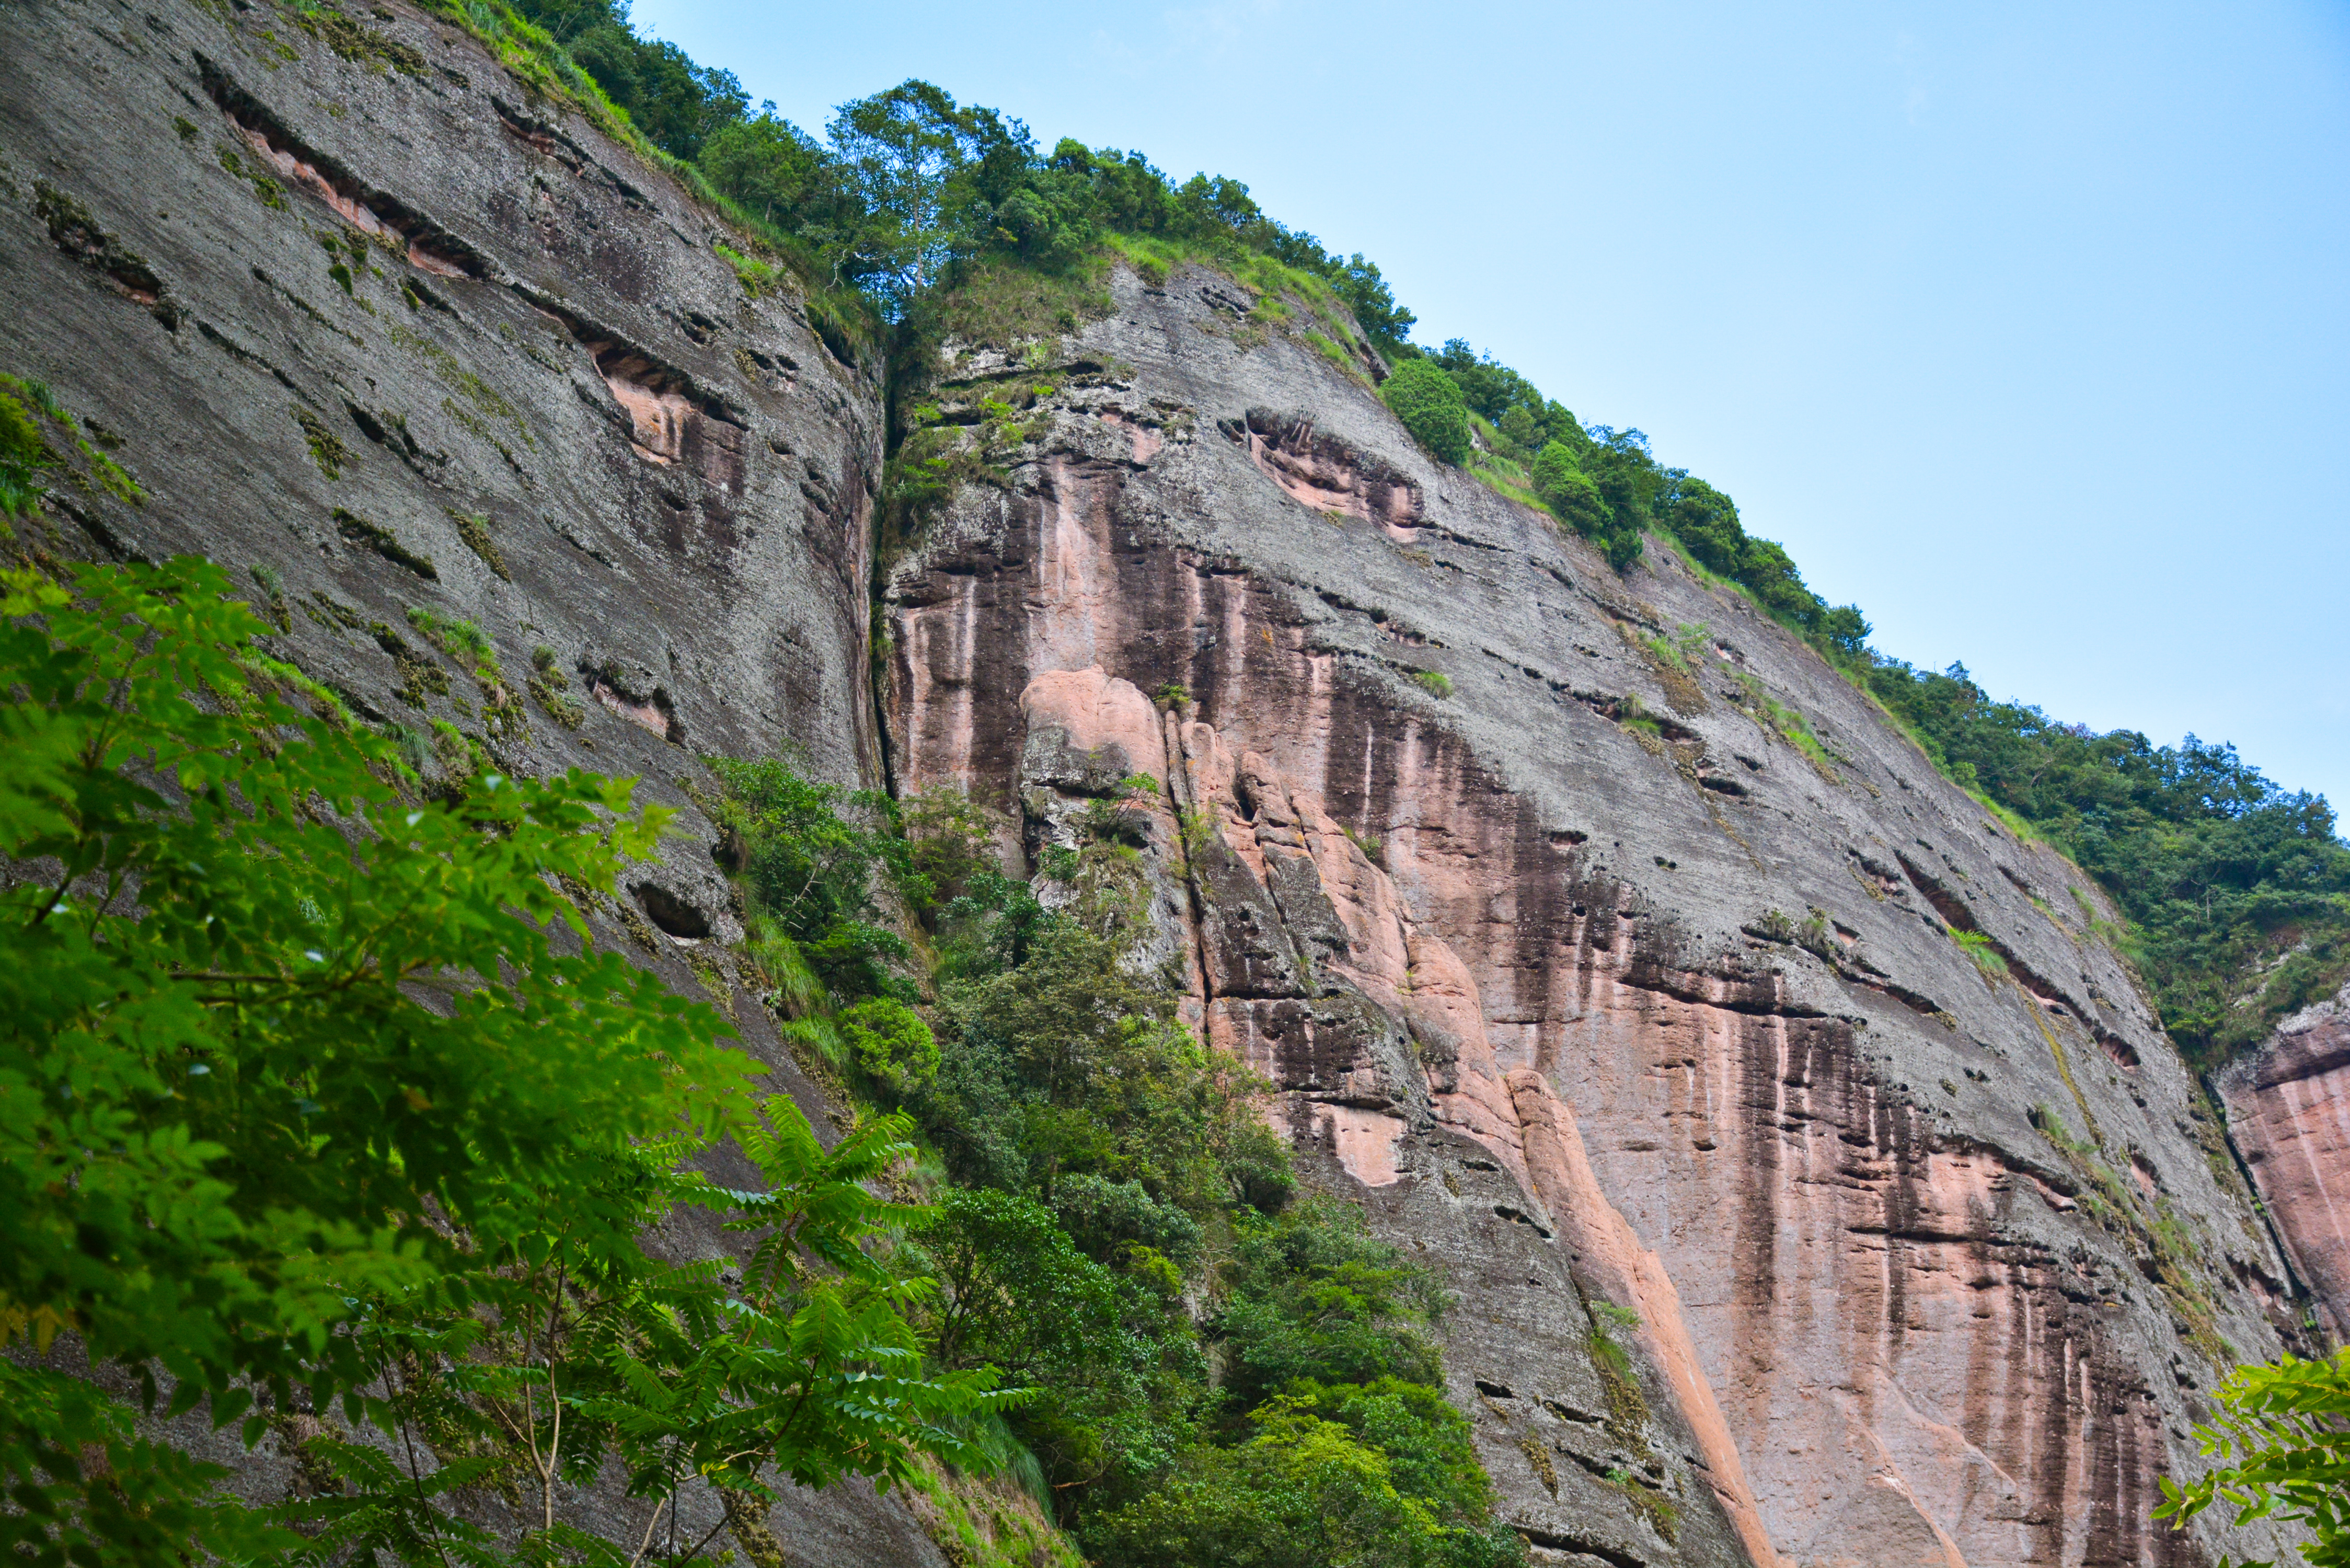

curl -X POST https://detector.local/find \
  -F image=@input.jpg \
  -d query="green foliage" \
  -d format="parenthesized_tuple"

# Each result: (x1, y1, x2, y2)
(843, 995, 941, 1092)
(1412, 670, 1454, 699)
(1429, 340, 1578, 454)
(695, 762, 1522, 1566)
(2156, 1344, 2350, 1565)
(1381, 359, 1470, 465)
(0, 558, 1020, 1563)
(291, 405, 349, 480)
(700, 112, 836, 229)
(283, 1102, 1023, 1564)
(0, 558, 687, 1551)
(0, 376, 55, 523)
(1213, 1199, 1447, 1408)
(557, 3, 746, 161)
(1528, 441, 1643, 568)
(1086, 1377, 1520, 1568)
(1951, 927, 2009, 976)
(707, 755, 916, 1004)
(1860, 665, 2350, 1060)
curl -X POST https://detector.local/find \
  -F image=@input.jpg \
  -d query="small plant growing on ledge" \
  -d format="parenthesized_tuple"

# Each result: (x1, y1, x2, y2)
(1153, 681, 1190, 710)
(1413, 670, 1453, 699)
(528, 643, 585, 730)
(1951, 927, 2008, 977)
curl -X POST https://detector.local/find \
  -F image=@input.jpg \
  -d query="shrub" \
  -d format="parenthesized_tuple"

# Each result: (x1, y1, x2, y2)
(1413, 671, 1453, 699)
(841, 995, 940, 1092)
(1380, 359, 1469, 465)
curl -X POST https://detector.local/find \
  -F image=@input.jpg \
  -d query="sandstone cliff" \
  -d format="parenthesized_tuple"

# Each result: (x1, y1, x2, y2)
(882, 273, 2313, 1566)
(2217, 983, 2350, 1348)
(0, 0, 2325, 1561)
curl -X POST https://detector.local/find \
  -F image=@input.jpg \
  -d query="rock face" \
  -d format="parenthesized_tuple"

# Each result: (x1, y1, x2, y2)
(2217, 984, 2350, 1343)
(883, 271, 2312, 1565)
(0, 0, 946, 1560)
(3, 1, 2327, 1562)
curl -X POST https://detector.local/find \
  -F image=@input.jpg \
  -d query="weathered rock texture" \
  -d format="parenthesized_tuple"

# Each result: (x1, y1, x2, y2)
(883, 269, 2314, 1566)
(2217, 983, 2350, 1344)
(3, 0, 2329, 1561)
(0, 0, 954, 1558)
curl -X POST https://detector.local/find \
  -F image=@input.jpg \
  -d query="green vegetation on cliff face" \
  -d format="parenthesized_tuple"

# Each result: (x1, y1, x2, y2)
(713, 763, 1526, 1566)
(1859, 666, 2350, 1062)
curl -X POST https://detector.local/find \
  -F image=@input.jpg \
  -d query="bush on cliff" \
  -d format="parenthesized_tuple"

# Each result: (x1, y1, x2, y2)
(1382, 359, 1471, 465)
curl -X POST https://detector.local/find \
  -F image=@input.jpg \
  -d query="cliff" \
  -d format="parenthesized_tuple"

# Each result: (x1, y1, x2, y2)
(882, 278, 2312, 1565)
(0, 0, 942, 1558)
(2216, 983, 2350, 1346)
(0, 0, 2323, 1561)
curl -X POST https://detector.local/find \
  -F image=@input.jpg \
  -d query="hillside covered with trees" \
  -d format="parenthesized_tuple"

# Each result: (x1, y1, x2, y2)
(4, 0, 2346, 1563)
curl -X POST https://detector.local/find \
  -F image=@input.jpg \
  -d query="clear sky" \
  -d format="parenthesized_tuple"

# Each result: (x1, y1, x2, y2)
(634, 0, 2350, 810)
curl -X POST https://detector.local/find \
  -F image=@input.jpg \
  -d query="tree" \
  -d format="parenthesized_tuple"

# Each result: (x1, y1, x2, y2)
(1531, 442, 1605, 529)
(1381, 359, 1470, 465)
(1332, 254, 1415, 356)
(827, 80, 1022, 308)
(568, 26, 746, 161)
(2156, 1344, 2350, 1566)
(699, 112, 837, 230)
(0, 556, 1009, 1563)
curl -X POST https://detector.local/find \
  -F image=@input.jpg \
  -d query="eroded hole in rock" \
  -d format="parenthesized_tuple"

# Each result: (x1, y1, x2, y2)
(521, 291, 745, 473)
(33, 181, 179, 326)
(196, 53, 487, 279)
(1224, 408, 1422, 532)
(632, 882, 710, 939)
(586, 666, 684, 745)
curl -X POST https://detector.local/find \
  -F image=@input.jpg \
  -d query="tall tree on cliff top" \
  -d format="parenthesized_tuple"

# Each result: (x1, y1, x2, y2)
(828, 80, 1022, 310)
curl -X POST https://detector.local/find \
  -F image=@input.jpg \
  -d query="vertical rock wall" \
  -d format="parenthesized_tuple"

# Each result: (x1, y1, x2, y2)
(885, 267, 2311, 1566)
(2216, 984, 2350, 1343)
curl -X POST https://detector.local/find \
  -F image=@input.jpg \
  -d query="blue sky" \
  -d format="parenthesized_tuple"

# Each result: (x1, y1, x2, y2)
(633, 0, 2350, 810)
